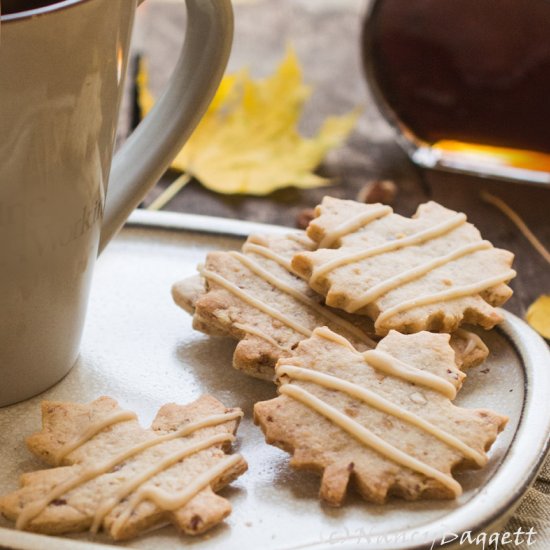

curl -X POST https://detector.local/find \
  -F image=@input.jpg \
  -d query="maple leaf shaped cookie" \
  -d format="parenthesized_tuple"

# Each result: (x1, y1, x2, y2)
(173, 276, 488, 371)
(176, 232, 377, 381)
(172, 234, 489, 379)
(0, 396, 247, 540)
(254, 327, 507, 505)
(292, 197, 516, 335)
(172, 274, 228, 337)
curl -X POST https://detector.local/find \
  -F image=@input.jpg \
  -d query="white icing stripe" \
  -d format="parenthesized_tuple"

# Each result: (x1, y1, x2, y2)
(454, 328, 489, 359)
(16, 411, 242, 530)
(285, 232, 316, 250)
(318, 205, 392, 248)
(348, 241, 493, 312)
(314, 326, 360, 352)
(242, 242, 295, 273)
(279, 384, 462, 496)
(315, 327, 457, 399)
(229, 252, 375, 348)
(200, 268, 312, 338)
(111, 454, 244, 537)
(277, 365, 485, 466)
(376, 269, 517, 329)
(91, 432, 234, 533)
(233, 322, 282, 349)
(364, 350, 457, 399)
(310, 213, 467, 286)
(56, 410, 138, 464)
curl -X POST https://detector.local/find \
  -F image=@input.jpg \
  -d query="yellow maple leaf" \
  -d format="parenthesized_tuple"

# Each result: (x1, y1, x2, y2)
(138, 48, 359, 197)
(525, 295, 550, 339)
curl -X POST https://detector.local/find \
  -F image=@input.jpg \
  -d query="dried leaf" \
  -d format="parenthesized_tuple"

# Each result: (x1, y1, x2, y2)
(526, 295, 550, 339)
(138, 49, 360, 196)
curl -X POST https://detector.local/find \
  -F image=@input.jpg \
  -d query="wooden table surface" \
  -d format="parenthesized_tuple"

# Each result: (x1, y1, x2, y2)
(129, 0, 550, 320)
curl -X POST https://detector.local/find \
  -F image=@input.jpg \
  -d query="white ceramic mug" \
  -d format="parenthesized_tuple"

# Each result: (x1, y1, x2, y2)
(0, 0, 233, 406)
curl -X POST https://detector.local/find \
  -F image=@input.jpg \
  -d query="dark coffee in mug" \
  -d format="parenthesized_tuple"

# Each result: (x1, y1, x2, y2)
(1, 0, 64, 15)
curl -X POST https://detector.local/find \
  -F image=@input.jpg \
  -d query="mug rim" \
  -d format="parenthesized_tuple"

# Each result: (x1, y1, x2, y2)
(0, 0, 91, 23)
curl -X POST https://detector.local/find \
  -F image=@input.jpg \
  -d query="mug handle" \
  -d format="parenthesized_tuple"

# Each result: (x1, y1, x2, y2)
(99, 0, 233, 252)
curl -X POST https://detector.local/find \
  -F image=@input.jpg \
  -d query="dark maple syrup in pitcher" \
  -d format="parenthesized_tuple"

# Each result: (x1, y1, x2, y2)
(363, 0, 550, 180)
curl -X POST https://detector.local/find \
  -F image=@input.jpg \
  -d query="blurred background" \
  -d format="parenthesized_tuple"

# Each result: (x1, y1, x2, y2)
(117, 0, 548, 323)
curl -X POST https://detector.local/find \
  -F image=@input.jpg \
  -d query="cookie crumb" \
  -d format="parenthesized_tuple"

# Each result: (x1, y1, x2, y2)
(409, 392, 427, 405)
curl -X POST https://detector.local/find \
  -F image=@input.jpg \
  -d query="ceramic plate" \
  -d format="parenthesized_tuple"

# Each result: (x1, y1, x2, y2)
(0, 210, 548, 550)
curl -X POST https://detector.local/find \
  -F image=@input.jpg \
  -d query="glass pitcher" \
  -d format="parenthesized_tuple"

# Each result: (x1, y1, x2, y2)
(362, 0, 550, 186)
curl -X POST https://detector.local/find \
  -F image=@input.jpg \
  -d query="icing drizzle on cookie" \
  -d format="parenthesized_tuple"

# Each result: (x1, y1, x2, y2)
(56, 410, 138, 464)
(276, 365, 484, 466)
(375, 269, 516, 329)
(317, 205, 392, 248)
(309, 213, 467, 286)
(242, 242, 295, 273)
(274, 327, 488, 496)
(92, 432, 235, 533)
(16, 411, 243, 533)
(199, 239, 375, 350)
(285, 232, 316, 250)
(229, 251, 375, 347)
(278, 385, 462, 496)
(200, 267, 313, 338)
(453, 328, 488, 359)
(110, 454, 243, 537)
(316, 326, 457, 398)
(304, 206, 515, 330)
(347, 240, 492, 312)
(233, 322, 282, 349)
(363, 350, 457, 399)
